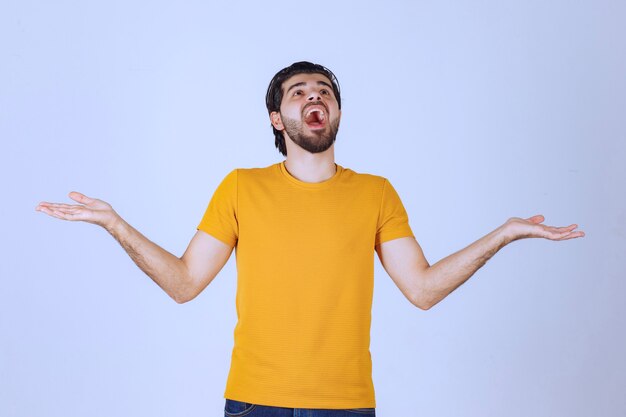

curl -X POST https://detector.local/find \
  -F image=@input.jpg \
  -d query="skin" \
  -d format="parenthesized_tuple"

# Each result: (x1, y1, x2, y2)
(35, 72, 585, 309)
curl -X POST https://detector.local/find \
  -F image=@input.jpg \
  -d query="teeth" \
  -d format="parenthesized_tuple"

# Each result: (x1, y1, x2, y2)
(306, 108, 325, 117)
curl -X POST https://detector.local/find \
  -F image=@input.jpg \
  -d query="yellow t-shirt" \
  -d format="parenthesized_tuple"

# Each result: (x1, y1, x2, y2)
(197, 161, 414, 409)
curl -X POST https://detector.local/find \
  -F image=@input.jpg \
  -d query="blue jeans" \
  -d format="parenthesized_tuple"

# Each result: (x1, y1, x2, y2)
(224, 399, 376, 417)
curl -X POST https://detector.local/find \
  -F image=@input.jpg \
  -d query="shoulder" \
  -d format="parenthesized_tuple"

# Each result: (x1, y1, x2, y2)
(340, 165, 388, 189)
(234, 162, 279, 181)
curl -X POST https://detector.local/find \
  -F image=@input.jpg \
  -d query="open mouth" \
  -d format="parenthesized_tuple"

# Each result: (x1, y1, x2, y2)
(303, 107, 327, 130)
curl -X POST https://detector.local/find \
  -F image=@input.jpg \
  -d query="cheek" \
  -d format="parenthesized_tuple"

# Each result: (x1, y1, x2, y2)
(282, 108, 302, 121)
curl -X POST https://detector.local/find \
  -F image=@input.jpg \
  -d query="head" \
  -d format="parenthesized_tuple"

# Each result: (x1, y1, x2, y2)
(265, 61, 342, 156)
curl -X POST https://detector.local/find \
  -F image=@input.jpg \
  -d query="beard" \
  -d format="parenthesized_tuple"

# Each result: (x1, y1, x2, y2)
(281, 114, 340, 154)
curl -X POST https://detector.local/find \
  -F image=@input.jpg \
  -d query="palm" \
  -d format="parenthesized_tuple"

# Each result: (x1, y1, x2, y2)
(36, 191, 118, 229)
(506, 215, 585, 242)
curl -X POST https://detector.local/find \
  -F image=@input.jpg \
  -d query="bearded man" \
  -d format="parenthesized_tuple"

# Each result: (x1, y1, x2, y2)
(36, 61, 585, 417)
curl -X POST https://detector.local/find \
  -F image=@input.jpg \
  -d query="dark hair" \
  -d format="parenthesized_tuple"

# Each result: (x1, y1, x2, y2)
(265, 61, 342, 156)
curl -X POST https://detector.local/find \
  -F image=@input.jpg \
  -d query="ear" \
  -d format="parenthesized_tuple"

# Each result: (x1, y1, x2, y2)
(270, 111, 284, 130)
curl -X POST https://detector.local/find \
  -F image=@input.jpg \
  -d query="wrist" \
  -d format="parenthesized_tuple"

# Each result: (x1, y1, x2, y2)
(495, 221, 515, 246)
(104, 213, 124, 235)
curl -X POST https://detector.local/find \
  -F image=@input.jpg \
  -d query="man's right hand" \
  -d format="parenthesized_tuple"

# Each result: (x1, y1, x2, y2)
(36, 190, 234, 303)
(36, 191, 120, 231)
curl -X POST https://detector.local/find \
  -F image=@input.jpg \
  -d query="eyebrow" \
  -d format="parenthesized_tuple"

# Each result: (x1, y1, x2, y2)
(285, 80, 333, 95)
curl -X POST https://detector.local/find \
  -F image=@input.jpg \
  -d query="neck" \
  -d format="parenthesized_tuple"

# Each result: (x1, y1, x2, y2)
(283, 153, 336, 183)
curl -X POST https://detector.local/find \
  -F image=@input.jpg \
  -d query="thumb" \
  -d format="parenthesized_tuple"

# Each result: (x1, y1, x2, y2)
(68, 191, 95, 205)
(527, 214, 545, 224)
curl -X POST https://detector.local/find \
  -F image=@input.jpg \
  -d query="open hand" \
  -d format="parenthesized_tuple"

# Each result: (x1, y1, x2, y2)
(36, 192, 120, 231)
(504, 214, 585, 243)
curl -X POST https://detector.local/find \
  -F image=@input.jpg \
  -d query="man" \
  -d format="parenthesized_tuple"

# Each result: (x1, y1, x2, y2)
(35, 61, 585, 416)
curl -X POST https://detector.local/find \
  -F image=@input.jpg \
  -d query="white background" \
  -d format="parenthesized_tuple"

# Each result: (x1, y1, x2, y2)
(1, 1, 624, 416)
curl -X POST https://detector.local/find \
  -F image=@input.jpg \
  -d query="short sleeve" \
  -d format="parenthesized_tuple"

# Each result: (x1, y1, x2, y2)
(375, 179, 414, 246)
(197, 169, 239, 247)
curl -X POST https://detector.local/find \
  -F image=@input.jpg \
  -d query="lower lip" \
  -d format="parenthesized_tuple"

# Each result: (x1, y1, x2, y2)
(306, 121, 326, 130)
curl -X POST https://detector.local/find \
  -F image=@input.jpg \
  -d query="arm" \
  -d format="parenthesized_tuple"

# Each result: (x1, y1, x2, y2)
(376, 215, 585, 310)
(36, 191, 233, 304)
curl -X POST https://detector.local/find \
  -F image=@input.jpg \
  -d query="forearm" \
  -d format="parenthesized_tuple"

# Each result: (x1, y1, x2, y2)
(418, 223, 509, 309)
(105, 216, 192, 303)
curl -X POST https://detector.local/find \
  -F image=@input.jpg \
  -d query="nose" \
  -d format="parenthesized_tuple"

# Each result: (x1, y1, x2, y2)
(307, 91, 321, 101)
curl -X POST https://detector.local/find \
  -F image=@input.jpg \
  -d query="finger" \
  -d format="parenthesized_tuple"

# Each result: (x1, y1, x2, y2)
(35, 204, 56, 212)
(37, 202, 66, 209)
(548, 230, 585, 240)
(37, 202, 82, 210)
(546, 224, 577, 233)
(36, 206, 68, 220)
(37, 205, 81, 217)
(527, 214, 545, 224)
(69, 191, 94, 205)
(37, 202, 63, 208)
(554, 231, 585, 240)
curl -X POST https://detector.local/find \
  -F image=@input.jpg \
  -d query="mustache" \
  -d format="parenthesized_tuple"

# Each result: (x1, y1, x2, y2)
(302, 101, 329, 115)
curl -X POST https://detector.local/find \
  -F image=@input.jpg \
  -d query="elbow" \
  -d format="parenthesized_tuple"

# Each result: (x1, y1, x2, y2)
(172, 271, 198, 304)
(173, 291, 200, 304)
(411, 270, 435, 311)
(173, 293, 189, 304)
(174, 297, 188, 304)
(412, 285, 433, 311)
(415, 300, 432, 311)
(412, 293, 435, 311)
(172, 288, 197, 304)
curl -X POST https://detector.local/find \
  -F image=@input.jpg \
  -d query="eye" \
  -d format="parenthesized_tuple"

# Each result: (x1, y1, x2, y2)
(293, 90, 303, 96)
(320, 89, 330, 95)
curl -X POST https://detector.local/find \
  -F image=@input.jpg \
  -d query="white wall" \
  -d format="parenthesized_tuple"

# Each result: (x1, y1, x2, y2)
(1, 1, 624, 416)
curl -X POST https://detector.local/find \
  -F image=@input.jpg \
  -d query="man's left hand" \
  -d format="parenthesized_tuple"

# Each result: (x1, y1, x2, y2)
(503, 214, 585, 244)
